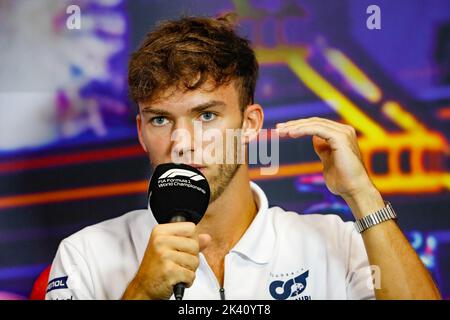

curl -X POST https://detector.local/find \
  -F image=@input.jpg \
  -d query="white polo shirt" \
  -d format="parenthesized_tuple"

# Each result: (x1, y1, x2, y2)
(45, 182, 375, 300)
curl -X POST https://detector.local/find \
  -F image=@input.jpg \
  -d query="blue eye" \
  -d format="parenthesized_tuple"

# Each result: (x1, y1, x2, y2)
(200, 112, 216, 122)
(150, 116, 168, 126)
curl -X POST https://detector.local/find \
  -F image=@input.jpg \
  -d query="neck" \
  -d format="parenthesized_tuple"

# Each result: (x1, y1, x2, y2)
(197, 165, 257, 252)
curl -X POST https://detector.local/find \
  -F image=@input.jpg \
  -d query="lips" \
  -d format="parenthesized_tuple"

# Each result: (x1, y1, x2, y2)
(183, 163, 207, 174)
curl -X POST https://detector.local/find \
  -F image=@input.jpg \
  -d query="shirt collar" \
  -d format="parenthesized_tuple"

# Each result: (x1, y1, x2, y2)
(146, 181, 276, 265)
(229, 181, 275, 264)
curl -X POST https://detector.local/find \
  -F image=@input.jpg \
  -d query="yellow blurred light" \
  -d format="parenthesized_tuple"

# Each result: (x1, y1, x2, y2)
(324, 48, 382, 103)
(382, 101, 427, 132)
(254, 45, 449, 194)
(255, 46, 386, 139)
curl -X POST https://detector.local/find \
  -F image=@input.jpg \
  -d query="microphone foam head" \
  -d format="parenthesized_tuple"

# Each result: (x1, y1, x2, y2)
(149, 163, 210, 224)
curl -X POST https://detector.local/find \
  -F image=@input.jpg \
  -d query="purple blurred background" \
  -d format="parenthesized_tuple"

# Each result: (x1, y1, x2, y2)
(0, 0, 449, 299)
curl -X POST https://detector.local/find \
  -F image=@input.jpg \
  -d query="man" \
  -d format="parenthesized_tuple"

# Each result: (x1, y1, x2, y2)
(46, 14, 441, 300)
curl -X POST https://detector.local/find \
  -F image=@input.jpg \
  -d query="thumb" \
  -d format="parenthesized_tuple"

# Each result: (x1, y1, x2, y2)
(198, 233, 211, 252)
(312, 135, 331, 160)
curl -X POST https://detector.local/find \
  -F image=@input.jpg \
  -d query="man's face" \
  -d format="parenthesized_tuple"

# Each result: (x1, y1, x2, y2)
(137, 81, 250, 203)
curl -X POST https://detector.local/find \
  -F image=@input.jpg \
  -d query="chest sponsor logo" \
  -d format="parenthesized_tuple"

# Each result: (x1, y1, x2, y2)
(46, 276, 69, 293)
(269, 270, 311, 300)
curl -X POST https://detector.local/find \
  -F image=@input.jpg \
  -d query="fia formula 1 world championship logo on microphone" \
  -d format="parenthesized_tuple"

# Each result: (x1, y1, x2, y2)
(156, 167, 208, 195)
(158, 168, 205, 181)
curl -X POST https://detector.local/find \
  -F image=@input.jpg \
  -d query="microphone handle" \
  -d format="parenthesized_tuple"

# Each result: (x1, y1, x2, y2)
(170, 215, 187, 223)
(170, 214, 187, 300)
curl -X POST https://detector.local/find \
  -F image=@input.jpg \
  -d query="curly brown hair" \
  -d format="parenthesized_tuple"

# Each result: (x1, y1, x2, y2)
(128, 13, 258, 111)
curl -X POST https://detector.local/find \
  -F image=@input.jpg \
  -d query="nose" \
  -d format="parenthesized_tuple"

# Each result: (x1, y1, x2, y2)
(170, 118, 199, 163)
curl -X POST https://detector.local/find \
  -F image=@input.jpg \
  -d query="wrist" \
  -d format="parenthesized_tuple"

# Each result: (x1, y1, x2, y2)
(342, 185, 385, 220)
(122, 276, 153, 300)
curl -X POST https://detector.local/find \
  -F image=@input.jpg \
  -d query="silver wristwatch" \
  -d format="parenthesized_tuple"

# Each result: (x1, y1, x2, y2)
(354, 201, 397, 233)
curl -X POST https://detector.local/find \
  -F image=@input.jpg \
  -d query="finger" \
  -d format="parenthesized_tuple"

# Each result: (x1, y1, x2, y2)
(312, 135, 331, 150)
(276, 123, 346, 149)
(155, 235, 200, 255)
(167, 264, 196, 288)
(179, 267, 197, 288)
(312, 135, 333, 160)
(277, 118, 349, 135)
(277, 117, 350, 132)
(153, 222, 197, 238)
(277, 121, 341, 138)
(168, 250, 200, 272)
(198, 234, 211, 252)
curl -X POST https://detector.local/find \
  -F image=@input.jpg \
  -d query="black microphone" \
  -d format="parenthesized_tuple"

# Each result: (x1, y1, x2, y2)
(148, 163, 210, 300)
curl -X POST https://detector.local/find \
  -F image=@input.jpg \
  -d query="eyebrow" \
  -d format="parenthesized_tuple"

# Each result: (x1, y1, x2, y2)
(141, 100, 226, 116)
(190, 100, 226, 113)
(141, 107, 171, 116)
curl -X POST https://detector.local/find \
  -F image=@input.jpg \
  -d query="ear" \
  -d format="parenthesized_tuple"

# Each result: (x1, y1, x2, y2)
(136, 112, 148, 153)
(242, 103, 264, 144)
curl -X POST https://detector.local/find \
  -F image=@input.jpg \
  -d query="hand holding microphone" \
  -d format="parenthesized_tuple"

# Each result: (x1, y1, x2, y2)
(122, 163, 210, 300)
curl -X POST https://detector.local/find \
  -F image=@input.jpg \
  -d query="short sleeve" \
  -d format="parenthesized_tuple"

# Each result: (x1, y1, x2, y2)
(45, 240, 94, 300)
(345, 224, 376, 300)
